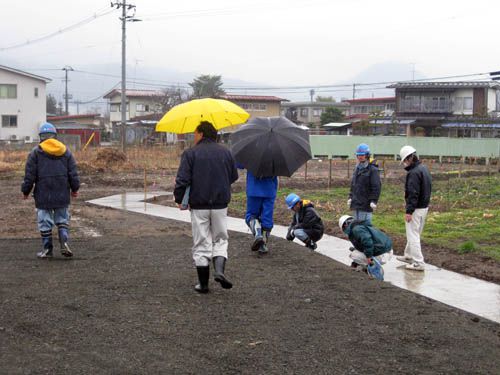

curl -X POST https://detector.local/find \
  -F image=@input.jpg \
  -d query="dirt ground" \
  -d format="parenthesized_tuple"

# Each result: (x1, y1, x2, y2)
(1, 170, 499, 374)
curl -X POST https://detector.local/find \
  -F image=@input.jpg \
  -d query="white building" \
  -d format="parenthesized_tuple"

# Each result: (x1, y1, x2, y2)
(103, 89, 164, 124)
(0, 65, 51, 142)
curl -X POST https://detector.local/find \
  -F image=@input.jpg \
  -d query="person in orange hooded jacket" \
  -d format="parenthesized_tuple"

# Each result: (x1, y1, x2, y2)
(21, 123, 80, 259)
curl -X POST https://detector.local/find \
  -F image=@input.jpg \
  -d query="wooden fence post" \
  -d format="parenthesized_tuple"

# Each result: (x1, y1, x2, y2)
(347, 159, 350, 180)
(328, 159, 332, 188)
(304, 160, 308, 181)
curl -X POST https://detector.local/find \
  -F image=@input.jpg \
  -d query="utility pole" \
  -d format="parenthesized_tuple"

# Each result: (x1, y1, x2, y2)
(309, 89, 315, 102)
(62, 66, 73, 115)
(111, 1, 140, 153)
(352, 83, 356, 100)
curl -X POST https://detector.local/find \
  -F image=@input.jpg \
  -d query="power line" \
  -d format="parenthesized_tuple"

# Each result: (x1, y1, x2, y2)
(0, 7, 117, 51)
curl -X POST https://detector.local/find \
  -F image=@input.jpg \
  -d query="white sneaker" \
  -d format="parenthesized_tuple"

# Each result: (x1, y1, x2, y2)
(405, 262, 425, 271)
(396, 256, 412, 264)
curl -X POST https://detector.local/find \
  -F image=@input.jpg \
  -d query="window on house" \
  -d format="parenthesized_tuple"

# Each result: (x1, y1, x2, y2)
(240, 103, 251, 110)
(136, 103, 150, 112)
(312, 108, 322, 117)
(2, 115, 17, 127)
(110, 103, 119, 112)
(252, 103, 267, 111)
(0, 84, 17, 99)
(386, 103, 395, 111)
(34, 87, 39, 98)
(300, 108, 308, 117)
(463, 97, 472, 110)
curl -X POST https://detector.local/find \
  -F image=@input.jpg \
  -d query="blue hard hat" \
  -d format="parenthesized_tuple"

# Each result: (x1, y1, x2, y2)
(39, 122, 57, 135)
(285, 193, 301, 209)
(355, 143, 370, 156)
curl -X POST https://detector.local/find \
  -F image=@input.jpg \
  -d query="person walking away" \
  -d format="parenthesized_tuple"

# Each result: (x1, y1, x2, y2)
(348, 143, 381, 225)
(238, 165, 278, 256)
(285, 193, 324, 250)
(21, 123, 80, 258)
(338, 215, 393, 279)
(397, 145, 432, 271)
(174, 121, 239, 293)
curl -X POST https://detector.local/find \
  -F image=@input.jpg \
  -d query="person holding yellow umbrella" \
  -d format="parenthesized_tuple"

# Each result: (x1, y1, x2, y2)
(159, 98, 248, 293)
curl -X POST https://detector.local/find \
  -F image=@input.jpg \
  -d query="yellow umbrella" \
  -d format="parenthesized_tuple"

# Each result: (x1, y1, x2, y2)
(155, 98, 250, 134)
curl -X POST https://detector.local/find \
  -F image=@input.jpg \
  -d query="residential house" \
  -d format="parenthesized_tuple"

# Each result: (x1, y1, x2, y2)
(0, 65, 51, 143)
(281, 101, 350, 127)
(343, 97, 397, 136)
(219, 94, 287, 126)
(103, 89, 164, 125)
(387, 81, 500, 137)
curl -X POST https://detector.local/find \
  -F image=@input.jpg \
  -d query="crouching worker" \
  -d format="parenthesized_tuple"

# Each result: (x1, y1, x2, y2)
(338, 215, 393, 279)
(21, 123, 80, 259)
(285, 193, 324, 250)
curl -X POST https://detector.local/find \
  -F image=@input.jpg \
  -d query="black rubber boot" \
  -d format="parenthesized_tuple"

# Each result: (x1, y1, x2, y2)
(213, 256, 232, 289)
(258, 229, 271, 255)
(305, 238, 317, 251)
(194, 266, 210, 293)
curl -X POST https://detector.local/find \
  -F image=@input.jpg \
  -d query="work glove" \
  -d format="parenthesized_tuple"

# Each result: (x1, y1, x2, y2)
(347, 198, 352, 207)
(370, 202, 377, 210)
(286, 227, 295, 241)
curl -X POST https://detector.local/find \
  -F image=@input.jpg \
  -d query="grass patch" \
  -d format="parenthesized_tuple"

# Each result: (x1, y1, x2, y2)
(232, 175, 500, 260)
(458, 241, 476, 254)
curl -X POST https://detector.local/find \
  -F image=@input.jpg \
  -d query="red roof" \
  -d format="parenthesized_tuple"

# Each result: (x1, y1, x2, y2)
(344, 97, 395, 104)
(47, 114, 100, 121)
(346, 114, 369, 120)
(220, 94, 287, 102)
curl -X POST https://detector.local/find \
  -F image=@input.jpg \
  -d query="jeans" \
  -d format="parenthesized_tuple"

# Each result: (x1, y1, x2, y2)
(352, 210, 372, 225)
(37, 208, 70, 232)
(245, 196, 276, 230)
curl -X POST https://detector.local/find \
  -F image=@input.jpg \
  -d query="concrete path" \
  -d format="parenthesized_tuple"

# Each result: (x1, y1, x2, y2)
(88, 191, 500, 324)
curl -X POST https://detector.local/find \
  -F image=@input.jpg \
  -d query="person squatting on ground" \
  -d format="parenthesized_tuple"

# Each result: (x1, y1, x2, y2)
(174, 121, 239, 293)
(397, 145, 432, 272)
(338, 215, 393, 280)
(21, 123, 80, 259)
(348, 143, 381, 225)
(285, 193, 324, 250)
(237, 164, 278, 256)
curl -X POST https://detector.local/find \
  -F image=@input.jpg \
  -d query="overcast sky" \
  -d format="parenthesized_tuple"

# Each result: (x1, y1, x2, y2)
(2, 0, 500, 98)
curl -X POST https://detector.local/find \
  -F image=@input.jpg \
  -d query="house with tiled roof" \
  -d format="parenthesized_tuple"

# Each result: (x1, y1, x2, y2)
(0, 64, 51, 142)
(103, 89, 164, 125)
(387, 81, 500, 137)
(220, 94, 287, 119)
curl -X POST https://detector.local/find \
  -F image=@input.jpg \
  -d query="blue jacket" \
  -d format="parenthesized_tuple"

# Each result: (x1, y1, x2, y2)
(344, 220, 392, 259)
(21, 139, 80, 209)
(242, 168, 278, 198)
(174, 138, 238, 209)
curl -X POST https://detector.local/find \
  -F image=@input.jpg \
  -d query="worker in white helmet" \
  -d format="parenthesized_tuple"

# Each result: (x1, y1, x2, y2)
(397, 145, 432, 271)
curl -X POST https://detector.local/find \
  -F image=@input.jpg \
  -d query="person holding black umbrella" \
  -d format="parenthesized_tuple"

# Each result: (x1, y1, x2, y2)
(238, 165, 278, 255)
(174, 121, 239, 293)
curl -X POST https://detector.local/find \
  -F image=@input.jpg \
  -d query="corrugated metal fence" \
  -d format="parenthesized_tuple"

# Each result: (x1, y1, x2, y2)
(311, 135, 500, 161)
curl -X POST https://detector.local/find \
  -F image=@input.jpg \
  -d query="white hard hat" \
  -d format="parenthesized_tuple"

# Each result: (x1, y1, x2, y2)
(338, 215, 353, 231)
(399, 145, 417, 164)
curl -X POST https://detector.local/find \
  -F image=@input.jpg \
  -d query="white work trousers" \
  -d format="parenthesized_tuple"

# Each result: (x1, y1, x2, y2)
(191, 208, 229, 267)
(404, 207, 428, 264)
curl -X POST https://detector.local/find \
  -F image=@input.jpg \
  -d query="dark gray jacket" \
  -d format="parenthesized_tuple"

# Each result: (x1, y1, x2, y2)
(174, 138, 238, 209)
(404, 160, 432, 214)
(21, 141, 80, 209)
(349, 161, 381, 212)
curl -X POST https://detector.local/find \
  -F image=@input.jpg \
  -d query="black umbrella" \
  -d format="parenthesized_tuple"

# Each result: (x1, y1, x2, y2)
(230, 116, 312, 177)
